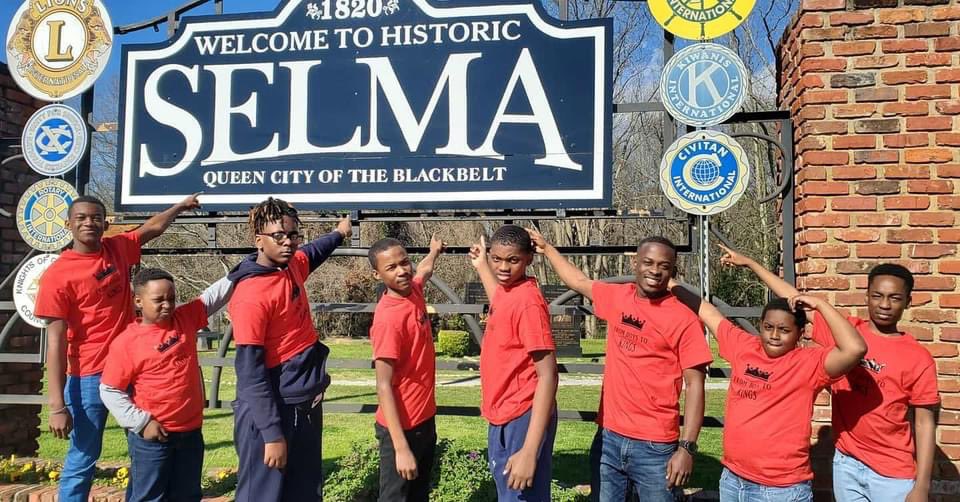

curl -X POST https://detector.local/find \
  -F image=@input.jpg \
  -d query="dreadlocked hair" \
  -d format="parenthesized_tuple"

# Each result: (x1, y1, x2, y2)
(248, 197, 301, 237)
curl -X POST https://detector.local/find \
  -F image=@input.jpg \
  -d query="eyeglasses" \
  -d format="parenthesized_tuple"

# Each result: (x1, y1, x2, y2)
(257, 231, 303, 244)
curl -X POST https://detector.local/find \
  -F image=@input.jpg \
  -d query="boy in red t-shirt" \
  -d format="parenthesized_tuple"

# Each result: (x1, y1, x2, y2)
(34, 194, 199, 502)
(528, 229, 711, 502)
(99, 268, 233, 502)
(467, 225, 558, 501)
(368, 235, 445, 502)
(669, 280, 866, 502)
(227, 198, 350, 502)
(721, 246, 940, 502)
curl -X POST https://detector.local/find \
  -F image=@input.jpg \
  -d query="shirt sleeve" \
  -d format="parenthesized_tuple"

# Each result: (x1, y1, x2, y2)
(370, 316, 404, 361)
(590, 282, 619, 321)
(297, 231, 344, 273)
(906, 351, 941, 406)
(517, 304, 555, 353)
(809, 312, 855, 349)
(808, 347, 836, 389)
(33, 271, 70, 320)
(229, 300, 268, 346)
(100, 337, 135, 391)
(676, 317, 712, 369)
(108, 231, 143, 264)
(714, 319, 750, 362)
(176, 299, 209, 338)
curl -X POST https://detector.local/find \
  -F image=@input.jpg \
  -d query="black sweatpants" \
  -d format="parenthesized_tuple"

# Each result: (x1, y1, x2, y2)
(375, 417, 437, 502)
(234, 399, 323, 502)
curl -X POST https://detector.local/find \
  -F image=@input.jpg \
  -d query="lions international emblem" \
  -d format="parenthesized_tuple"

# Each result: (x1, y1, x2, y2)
(6, 0, 114, 101)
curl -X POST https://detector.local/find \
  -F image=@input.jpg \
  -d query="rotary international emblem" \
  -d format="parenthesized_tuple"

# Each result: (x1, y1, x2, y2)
(17, 178, 79, 251)
(6, 0, 114, 101)
(659, 130, 750, 216)
(22, 103, 88, 176)
(14, 253, 60, 328)
(647, 0, 756, 41)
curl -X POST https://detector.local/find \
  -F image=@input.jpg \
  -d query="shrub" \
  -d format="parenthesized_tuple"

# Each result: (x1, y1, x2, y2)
(324, 441, 380, 501)
(430, 439, 496, 502)
(437, 330, 473, 357)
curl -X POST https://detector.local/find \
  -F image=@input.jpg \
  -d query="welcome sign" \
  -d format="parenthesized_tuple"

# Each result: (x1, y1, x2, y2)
(116, 0, 612, 210)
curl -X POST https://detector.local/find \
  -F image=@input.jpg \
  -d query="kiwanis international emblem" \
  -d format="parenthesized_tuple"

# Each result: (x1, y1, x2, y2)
(22, 103, 87, 176)
(660, 43, 747, 128)
(16, 178, 79, 252)
(647, 0, 756, 40)
(13, 253, 59, 328)
(659, 130, 750, 216)
(5, 0, 114, 101)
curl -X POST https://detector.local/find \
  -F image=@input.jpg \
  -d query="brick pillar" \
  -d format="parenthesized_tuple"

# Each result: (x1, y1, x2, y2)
(779, 1, 960, 499)
(0, 63, 46, 456)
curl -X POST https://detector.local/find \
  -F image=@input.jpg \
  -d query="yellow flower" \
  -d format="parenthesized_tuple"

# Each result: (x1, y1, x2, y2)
(217, 470, 230, 481)
(116, 467, 129, 479)
(122, 479, 129, 488)
(21, 462, 33, 473)
(49, 471, 60, 481)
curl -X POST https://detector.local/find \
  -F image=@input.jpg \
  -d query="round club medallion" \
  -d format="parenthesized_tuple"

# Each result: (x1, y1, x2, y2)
(660, 43, 748, 127)
(659, 130, 750, 216)
(647, 0, 756, 41)
(13, 253, 60, 328)
(16, 178, 79, 252)
(6, 0, 114, 101)
(22, 103, 88, 176)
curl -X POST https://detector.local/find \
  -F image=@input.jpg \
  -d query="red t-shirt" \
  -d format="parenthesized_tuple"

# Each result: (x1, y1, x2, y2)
(370, 276, 436, 430)
(34, 232, 142, 376)
(592, 282, 712, 442)
(101, 300, 208, 432)
(480, 278, 555, 425)
(811, 314, 940, 478)
(717, 319, 833, 486)
(228, 251, 318, 368)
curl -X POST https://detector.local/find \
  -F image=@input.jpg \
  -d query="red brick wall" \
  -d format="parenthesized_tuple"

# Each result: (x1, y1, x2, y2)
(0, 63, 46, 456)
(779, 0, 960, 499)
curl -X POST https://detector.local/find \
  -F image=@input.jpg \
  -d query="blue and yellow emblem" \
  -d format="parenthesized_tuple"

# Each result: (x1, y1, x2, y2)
(16, 178, 78, 251)
(659, 130, 750, 216)
(648, 0, 756, 40)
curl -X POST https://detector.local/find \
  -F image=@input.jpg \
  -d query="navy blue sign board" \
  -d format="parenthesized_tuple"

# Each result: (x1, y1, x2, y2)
(116, 0, 612, 211)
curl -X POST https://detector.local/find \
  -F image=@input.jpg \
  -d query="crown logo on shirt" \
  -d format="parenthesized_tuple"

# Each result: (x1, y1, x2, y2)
(859, 358, 885, 374)
(621, 314, 645, 330)
(745, 364, 771, 381)
(94, 264, 117, 281)
(155, 334, 181, 353)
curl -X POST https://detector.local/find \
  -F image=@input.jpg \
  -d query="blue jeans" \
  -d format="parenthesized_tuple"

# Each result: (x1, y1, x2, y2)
(832, 450, 914, 501)
(589, 427, 678, 502)
(58, 374, 108, 502)
(487, 409, 558, 502)
(719, 468, 812, 502)
(126, 429, 204, 502)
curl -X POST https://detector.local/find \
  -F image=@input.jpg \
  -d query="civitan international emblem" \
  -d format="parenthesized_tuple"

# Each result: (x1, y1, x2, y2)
(5, 0, 114, 101)
(659, 130, 750, 216)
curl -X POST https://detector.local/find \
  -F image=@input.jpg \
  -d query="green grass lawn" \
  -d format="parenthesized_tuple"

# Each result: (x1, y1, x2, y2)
(36, 337, 729, 493)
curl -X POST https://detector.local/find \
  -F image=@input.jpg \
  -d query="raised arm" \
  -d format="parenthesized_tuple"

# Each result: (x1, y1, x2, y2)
(200, 276, 235, 316)
(414, 234, 446, 282)
(719, 244, 800, 299)
(668, 279, 726, 337)
(527, 228, 595, 301)
(135, 193, 201, 244)
(468, 236, 499, 302)
(790, 295, 866, 378)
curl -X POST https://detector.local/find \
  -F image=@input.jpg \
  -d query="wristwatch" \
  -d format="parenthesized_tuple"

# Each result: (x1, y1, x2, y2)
(678, 440, 698, 454)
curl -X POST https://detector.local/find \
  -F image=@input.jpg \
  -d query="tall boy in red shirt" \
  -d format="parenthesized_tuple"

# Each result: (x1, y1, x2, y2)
(99, 268, 234, 502)
(669, 280, 866, 501)
(528, 229, 711, 502)
(228, 198, 351, 502)
(468, 225, 558, 501)
(369, 235, 445, 501)
(720, 246, 940, 502)
(34, 194, 199, 502)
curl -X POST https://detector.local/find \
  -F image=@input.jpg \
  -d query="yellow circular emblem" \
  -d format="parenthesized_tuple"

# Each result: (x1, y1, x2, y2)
(647, 0, 756, 41)
(16, 178, 78, 252)
(5, 0, 114, 101)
